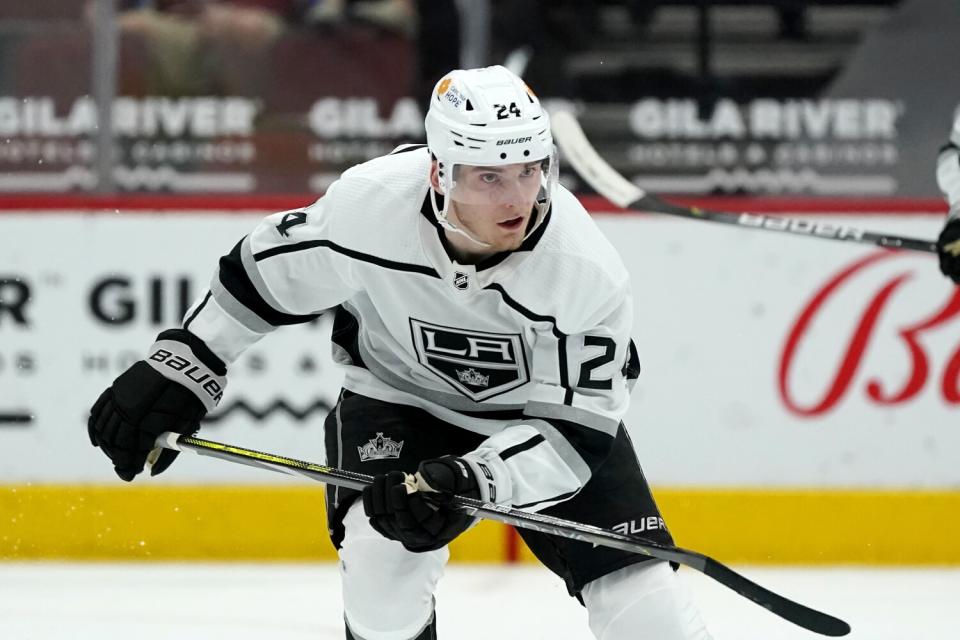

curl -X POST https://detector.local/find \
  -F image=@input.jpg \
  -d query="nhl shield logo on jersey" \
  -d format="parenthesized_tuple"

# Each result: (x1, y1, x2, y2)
(358, 432, 404, 461)
(410, 318, 529, 401)
(452, 271, 469, 290)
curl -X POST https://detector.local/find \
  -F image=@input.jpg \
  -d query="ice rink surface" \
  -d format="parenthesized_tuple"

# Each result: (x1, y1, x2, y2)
(2, 563, 957, 639)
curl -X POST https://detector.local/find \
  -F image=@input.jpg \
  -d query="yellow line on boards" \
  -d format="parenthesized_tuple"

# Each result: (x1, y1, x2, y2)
(2, 485, 959, 564)
(653, 488, 960, 565)
(0, 484, 503, 562)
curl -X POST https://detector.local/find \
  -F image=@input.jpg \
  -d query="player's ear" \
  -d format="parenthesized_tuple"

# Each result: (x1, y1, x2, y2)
(429, 160, 442, 193)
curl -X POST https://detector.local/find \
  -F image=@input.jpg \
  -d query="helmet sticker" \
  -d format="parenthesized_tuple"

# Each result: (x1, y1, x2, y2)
(438, 78, 468, 110)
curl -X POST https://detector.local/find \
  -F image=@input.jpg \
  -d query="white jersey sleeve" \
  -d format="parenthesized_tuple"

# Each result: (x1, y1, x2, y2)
(937, 113, 960, 220)
(182, 179, 361, 363)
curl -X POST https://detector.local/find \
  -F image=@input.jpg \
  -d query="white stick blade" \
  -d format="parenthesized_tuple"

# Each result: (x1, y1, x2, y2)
(550, 110, 645, 208)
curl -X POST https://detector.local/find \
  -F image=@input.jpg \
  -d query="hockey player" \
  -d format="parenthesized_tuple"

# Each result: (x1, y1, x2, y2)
(87, 65, 712, 640)
(937, 112, 960, 284)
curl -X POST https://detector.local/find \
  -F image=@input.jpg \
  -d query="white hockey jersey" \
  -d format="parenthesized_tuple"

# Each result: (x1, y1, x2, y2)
(184, 145, 640, 511)
(938, 114, 960, 220)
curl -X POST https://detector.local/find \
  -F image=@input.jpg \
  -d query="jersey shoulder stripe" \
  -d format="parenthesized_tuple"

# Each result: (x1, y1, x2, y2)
(219, 239, 321, 326)
(254, 238, 440, 278)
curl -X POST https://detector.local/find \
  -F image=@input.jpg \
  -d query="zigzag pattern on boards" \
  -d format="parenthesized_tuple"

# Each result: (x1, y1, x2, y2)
(203, 397, 335, 423)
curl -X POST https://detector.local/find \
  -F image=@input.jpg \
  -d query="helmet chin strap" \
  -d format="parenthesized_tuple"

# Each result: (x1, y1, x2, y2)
(524, 199, 549, 241)
(429, 187, 552, 249)
(429, 187, 493, 249)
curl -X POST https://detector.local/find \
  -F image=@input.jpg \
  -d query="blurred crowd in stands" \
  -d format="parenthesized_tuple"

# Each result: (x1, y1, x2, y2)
(5, 1, 841, 113)
(11, 1, 823, 107)
(78, 0, 442, 101)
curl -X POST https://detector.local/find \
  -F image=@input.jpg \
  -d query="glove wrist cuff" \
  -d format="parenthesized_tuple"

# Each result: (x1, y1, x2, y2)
(461, 450, 512, 506)
(145, 332, 227, 412)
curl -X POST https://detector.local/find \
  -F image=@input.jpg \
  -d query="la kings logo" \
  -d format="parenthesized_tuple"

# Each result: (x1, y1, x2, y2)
(410, 318, 529, 401)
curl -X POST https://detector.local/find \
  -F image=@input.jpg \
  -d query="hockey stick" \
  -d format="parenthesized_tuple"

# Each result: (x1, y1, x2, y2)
(155, 432, 851, 637)
(551, 110, 938, 254)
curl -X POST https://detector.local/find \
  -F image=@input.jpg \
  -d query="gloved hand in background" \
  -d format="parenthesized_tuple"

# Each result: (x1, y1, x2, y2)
(937, 217, 960, 284)
(935, 115, 960, 284)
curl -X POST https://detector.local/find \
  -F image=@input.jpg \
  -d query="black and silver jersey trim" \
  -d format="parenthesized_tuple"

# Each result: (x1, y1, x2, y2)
(513, 489, 579, 510)
(183, 291, 212, 331)
(254, 239, 441, 279)
(220, 239, 321, 327)
(528, 415, 617, 473)
(499, 434, 546, 460)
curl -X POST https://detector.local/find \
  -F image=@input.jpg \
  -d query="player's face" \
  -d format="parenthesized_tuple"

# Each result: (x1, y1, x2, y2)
(447, 162, 543, 252)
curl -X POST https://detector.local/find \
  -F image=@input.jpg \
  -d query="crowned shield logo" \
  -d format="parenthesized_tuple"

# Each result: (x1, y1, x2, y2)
(358, 433, 404, 462)
(410, 318, 529, 401)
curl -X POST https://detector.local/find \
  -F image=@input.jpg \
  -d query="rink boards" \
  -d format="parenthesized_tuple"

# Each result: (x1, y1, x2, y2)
(2, 198, 958, 563)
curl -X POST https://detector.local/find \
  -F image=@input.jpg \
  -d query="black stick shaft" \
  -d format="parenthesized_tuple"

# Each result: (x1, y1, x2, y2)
(552, 110, 937, 254)
(156, 432, 850, 637)
(637, 193, 938, 253)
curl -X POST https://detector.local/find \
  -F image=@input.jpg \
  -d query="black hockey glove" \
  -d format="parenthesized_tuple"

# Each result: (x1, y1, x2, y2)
(362, 456, 483, 552)
(87, 329, 227, 482)
(938, 218, 960, 284)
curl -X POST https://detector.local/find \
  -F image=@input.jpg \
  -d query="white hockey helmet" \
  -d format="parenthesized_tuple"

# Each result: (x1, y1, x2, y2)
(425, 65, 558, 246)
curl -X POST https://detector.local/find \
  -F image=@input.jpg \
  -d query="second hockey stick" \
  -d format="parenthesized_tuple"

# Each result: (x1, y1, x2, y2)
(154, 431, 851, 637)
(551, 110, 937, 253)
